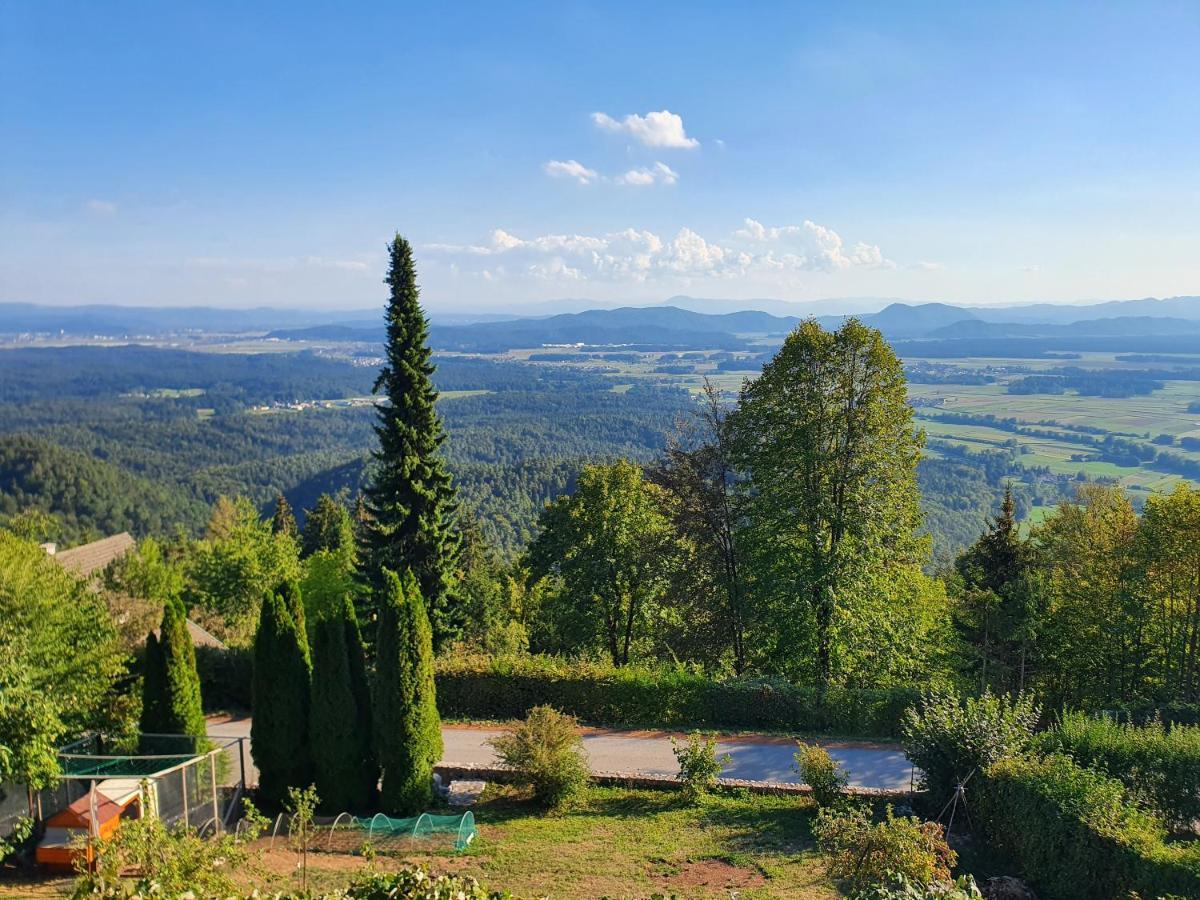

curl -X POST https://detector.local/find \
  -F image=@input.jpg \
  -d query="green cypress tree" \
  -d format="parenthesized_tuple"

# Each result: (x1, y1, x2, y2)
(271, 493, 299, 540)
(343, 596, 378, 805)
(309, 614, 366, 811)
(139, 630, 168, 737)
(251, 589, 312, 808)
(158, 597, 207, 744)
(374, 568, 442, 814)
(278, 578, 306, 644)
(360, 235, 461, 649)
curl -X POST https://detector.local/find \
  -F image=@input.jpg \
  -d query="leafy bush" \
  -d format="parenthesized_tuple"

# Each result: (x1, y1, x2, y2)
(335, 866, 505, 898)
(670, 731, 729, 799)
(794, 741, 848, 807)
(71, 811, 266, 898)
(488, 705, 589, 808)
(850, 872, 982, 899)
(814, 802, 957, 892)
(437, 652, 919, 737)
(900, 689, 1038, 803)
(974, 753, 1200, 900)
(1038, 711, 1200, 830)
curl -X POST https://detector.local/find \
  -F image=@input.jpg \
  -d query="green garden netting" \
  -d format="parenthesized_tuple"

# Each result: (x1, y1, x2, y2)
(325, 811, 476, 852)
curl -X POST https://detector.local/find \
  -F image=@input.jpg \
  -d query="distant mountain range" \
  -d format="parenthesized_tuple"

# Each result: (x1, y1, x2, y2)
(3, 297, 1198, 354)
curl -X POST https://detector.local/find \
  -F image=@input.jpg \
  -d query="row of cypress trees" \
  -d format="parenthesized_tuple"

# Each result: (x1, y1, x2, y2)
(249, 569, 440, 814)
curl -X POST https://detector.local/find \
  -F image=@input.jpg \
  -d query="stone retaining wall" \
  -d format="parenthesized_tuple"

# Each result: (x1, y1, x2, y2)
(433, 763, 916, 800)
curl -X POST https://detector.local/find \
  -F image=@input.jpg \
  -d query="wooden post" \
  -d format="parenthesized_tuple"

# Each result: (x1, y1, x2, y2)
(181, 766, 189, 828)
(210, 751, 220, 834)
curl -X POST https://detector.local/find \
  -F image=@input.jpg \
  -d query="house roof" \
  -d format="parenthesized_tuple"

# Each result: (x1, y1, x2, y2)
(53, 532, 136, 577)
(183, 619, 226, 650)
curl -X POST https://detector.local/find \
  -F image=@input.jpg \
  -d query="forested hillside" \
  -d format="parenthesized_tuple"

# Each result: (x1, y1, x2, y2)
(0, 342, 1084, 555)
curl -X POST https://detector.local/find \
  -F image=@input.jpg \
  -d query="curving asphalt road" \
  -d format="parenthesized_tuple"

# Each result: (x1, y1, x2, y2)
(209, 716, 914, 791)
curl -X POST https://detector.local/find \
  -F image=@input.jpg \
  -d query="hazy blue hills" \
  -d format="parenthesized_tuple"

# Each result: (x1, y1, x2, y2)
(929, 316, 1200, 339)
(5, 297, 1200, 354)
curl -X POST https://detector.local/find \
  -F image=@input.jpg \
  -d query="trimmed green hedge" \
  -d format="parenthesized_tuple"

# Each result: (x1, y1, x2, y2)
(195, 648, 917, 737)
(434, 654, 918, 737)
(1037, 711, 1200, 831)
(974, 753, 1200, 900)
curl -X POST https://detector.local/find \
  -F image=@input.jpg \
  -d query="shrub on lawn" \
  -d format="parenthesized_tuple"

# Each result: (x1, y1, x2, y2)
(813, 802, 957, 893)
(794, 741, 848, 808)
(850, 872, 982, 899)
(73, 811, 267, 898)
(436, 652, 918, 737)
(488, 705, 589, 808)
(900, 689, 1038, 804)
(1037, 710, 1200, 831)
(336, 866, 502, 899)
(974, 753, 1200, 900)
(671, 731, 730, 799)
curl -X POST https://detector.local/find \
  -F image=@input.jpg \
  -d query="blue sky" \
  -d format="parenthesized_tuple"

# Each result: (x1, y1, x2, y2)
(2, 1, 1198, 311)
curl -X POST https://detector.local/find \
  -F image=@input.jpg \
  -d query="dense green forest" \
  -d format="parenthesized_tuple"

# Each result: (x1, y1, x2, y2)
(0, 344, 1049, 553)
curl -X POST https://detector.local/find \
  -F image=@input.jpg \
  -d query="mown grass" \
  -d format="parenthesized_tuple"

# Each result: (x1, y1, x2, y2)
(408, 785, 834, 899)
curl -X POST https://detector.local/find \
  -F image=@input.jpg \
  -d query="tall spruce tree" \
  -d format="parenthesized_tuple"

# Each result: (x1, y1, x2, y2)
(271, 494, 299, 540)
(251, 589, 312, 808)
(360, 235, 461, 648)
(302, 493, 356, 560)
(374, 568, 442, 814)
(140, 599, 205, 748)
(955, 484, 1043, 693)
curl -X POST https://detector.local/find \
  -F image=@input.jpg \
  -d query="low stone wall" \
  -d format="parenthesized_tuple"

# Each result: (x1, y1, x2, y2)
(433, 763, 916, 801)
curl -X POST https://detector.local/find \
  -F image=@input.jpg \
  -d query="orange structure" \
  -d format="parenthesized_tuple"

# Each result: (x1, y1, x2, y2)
(35, 780, 142, 871)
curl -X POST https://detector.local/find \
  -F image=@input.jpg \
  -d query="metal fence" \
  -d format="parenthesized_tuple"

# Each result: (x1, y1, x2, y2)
(33, 733, 247, 835)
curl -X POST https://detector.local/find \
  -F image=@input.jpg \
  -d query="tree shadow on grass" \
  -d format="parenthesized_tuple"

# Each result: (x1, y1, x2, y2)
(697, 801, 819, 856)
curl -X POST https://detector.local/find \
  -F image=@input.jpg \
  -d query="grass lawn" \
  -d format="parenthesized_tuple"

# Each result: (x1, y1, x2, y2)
(280, 785, 834, 899)
(0, 786, 837, 899)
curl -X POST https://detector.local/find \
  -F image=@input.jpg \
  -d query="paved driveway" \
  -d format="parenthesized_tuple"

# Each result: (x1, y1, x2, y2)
(210, 717, 914, 791)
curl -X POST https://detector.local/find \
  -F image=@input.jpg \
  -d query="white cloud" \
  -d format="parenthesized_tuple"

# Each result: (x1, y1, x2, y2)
(85, 199, 117, 215)
(733, 218, 894, 271)
(423, 218, 896, 285)
(615, 162, 679, 187)
(909, 260, 946, 271)
(543, 159, 599, 184)
(591, 109, 699, 148)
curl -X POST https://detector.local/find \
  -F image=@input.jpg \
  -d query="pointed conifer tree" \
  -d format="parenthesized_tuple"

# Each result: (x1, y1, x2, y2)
(159, 597, 206, 742)
(271, 494, 299, 540)
(360, 235, 461, 649)
(251, 588, 312, 808)
(374, 568, 442, 814)
(139, 630, 167, 737)
(141, 598, 205, 751)
(302, 493, 355, 560)
(309, 612, 366, 811)
(343, 596, 378, 805)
